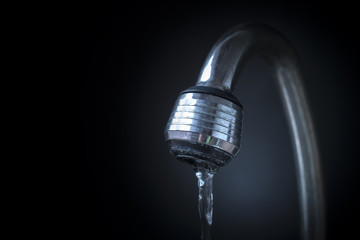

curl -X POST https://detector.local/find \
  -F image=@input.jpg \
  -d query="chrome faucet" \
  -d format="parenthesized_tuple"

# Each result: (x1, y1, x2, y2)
(164, 23, 324, 240)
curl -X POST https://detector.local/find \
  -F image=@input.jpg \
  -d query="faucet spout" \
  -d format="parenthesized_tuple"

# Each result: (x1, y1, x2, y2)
(165, 23, 324, 240)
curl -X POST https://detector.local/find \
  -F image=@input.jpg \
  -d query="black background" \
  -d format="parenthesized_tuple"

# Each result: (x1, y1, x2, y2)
(70, 2, 359, 240)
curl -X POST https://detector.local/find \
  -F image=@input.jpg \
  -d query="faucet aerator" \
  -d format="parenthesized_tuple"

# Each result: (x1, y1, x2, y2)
(164, 86, 243, 169)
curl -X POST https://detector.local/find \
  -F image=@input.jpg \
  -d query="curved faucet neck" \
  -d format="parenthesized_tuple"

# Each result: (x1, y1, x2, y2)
(197, 23, 325, 240)
(196, 24, 299, 92)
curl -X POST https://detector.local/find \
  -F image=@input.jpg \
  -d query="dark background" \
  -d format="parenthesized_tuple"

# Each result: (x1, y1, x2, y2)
(70, 3, 359, 240)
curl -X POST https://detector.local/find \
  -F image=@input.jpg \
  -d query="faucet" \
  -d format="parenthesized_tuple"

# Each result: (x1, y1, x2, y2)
(164, 23, 325, 240)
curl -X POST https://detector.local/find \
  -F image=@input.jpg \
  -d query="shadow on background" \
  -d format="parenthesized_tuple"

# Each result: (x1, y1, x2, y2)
(70, 3, 359, 240)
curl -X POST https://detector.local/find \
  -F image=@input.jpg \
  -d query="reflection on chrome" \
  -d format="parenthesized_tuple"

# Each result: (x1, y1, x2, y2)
(200, 55, 214, 82)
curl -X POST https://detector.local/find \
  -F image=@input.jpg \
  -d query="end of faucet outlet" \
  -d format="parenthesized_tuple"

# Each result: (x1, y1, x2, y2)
(164, 86, 243, 170)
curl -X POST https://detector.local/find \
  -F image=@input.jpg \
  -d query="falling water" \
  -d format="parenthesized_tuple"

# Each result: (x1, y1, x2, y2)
(193, 159, 217, 240)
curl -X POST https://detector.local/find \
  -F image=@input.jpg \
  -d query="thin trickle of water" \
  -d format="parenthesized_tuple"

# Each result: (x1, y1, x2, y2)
(195, 168, 215, 240)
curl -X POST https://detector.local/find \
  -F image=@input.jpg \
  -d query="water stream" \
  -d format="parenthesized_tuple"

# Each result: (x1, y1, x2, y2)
(195, 168, 214, 240)
(189, 156, 221, 240)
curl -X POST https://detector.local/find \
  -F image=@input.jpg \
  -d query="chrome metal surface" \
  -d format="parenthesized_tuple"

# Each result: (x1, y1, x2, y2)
(164, 23, 325, 240)
(165, 92, 243, 156)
